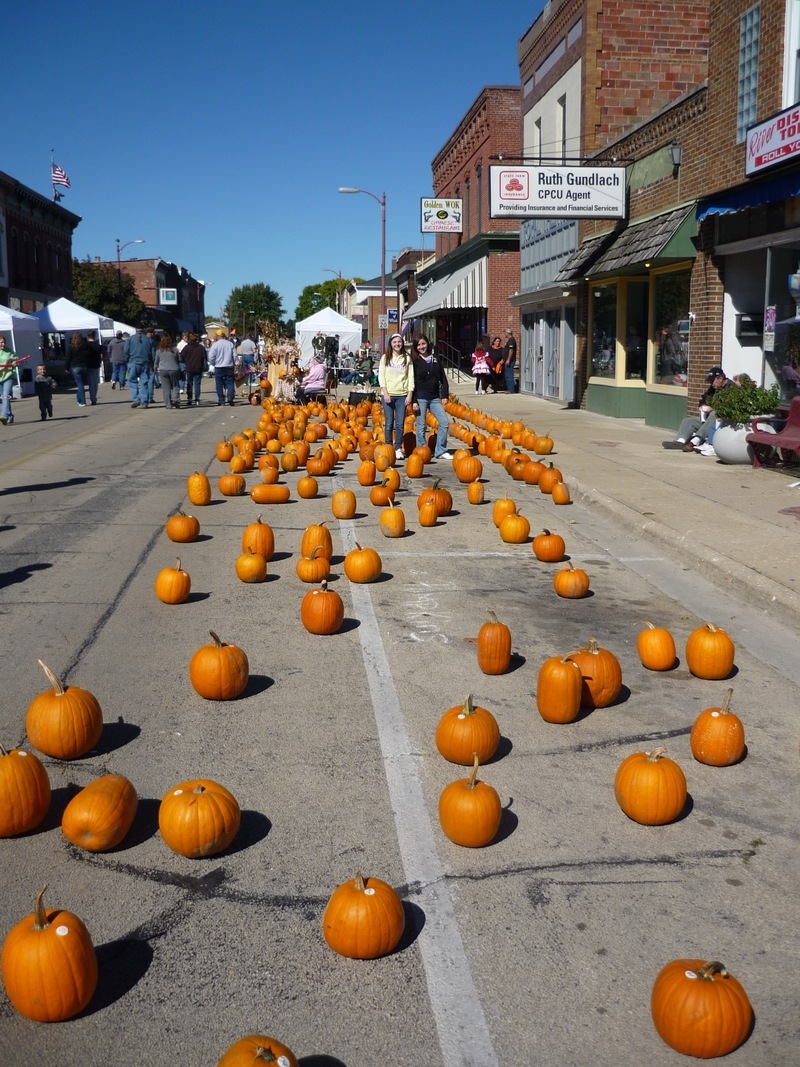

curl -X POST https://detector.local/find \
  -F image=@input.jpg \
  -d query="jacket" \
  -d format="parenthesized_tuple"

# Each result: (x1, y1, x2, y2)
(207, 338, 236, 368)
(181, 341, 207, 374)
(412, 356, 448, 401)
(124, 332, 155, 365)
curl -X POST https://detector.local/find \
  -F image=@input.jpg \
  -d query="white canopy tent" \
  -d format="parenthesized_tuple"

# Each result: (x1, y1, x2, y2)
(294, 307, 362, 368)
(0, 304, 42, 396)
(34, 298, 114, 335)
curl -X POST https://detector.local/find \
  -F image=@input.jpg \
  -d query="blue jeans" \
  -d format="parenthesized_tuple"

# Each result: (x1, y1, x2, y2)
(110, 362, 127, 386)
(215, 367, 235, 403)
(1, 376, 13, 421)
(87, 368, 99, 404)
(185, 372, 203, 403)
(382, 394, 407, 450)
(128, 362, 152, 407)
(416, 397, 450, 455)
(504, 363, 516, 393)
(71, 367, 90, 405)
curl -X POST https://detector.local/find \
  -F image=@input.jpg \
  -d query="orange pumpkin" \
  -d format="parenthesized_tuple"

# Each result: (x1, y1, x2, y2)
(165, 510, 200, 543)
(492, 497, 516, 528)
(235, 548, 267, 583)
(553, 561, 590, 599)
(636, 621, 677, 671)
(538, 463, 563, 495)
(690, 688, 746, 766)
(651, 958, 753, 1058)
(466, 480, 484, 505)
(532, 528, 565, 562)
(567, 639, 622, 709)
(296, 474, 319, 498)
(685, 623, 736, 680)
(344, 543, 382, 583)
(418, 479, 452, 516)
(154, 558, 191, 604)
(379, 499, 406, 538)
(25, 661, 103, 761)
(536, 655, 583, 724)
(614, 748, 687, 824)
(499, 510, 530, 544)
(189, 631, 249, 700)
(295, 546, 331, 584)
(322, 872, 405, 959)
(435, 695, 500, 765)
(551, 480, 571, 505)
(300, 521, 333, 561)
(217, 473, 247, 497)
(300, 579, 344, 634)
(241, 516, 274, 560)
(331, 488, 357, 519)
(476, 611, 512, 675)
(439, 753, 502, 847)
(217, 1035, 300, 1067)
(187, 471, 212, 506)
(405, 451, 425, 478)
(250, 482, 291, 504)
(61, 773, 138, 851)
(159, 778, 240, 857)
(0, 744, 51, 837)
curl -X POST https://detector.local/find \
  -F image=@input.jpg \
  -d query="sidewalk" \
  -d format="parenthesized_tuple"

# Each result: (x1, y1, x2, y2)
(446, 384, 800, 628)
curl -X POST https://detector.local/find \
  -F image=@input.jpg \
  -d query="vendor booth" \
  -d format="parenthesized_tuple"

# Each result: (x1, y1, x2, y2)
(295, 307, 361, 368)
(0, 304, 43, 396)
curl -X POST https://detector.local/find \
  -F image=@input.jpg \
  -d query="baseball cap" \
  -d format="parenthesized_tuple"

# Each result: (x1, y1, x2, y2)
(706, 366, 724, 381)
(215, 329, 226, 338)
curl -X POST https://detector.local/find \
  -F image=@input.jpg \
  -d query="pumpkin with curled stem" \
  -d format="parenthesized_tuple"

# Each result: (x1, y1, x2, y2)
(614, 747, 687, 825)
(690, 688, 746, 766)
(0, 744, 50, 837)
(439, 753, 502, 847)
(685, 622, 735, 680)
(435, 695, 500, 765)
(651, 958, 752, 1058)
(295, 546, 331, 584)
(1, 886, 98, 1021)
(26, 661, 103, 761)
(322, 871, 405, 959)
(189, 631, 249, 700)
(636, 620, 677, 671)
(158, 778, 240, 857)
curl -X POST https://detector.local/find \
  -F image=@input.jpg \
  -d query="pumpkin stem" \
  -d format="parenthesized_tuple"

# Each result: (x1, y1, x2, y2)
(354, 871, 366, 892)
(641, 620, 656, 630)
(32, 885, 50, 930)
(467, 752, 480, 788)
(720, 688, 734, 715)
(695, 961, 729, 980)
(585, 638, 599, 653)
(462, 695, 476, 717)
(320, 579, 329, 592)
(646, 747, 667, 762)
(486, 610, 499, 624)
(253, 1049, 279, 1064)
(208, 631, 224, 647)
(192, 785, 207, 795)
(0, 743, 8, 757)
(175, 558, 182, 570)
(38, 660, 66, 696)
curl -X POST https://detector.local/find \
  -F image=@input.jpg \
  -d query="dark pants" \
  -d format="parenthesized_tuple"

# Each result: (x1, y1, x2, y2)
(215, 367, 235, 404)
(185, 372, 203, 403)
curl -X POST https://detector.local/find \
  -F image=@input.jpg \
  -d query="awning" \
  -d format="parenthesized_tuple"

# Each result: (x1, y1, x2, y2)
(404, 259, 488, 318)
(555, 205, 696, 282)
(697, 169, 800, 220)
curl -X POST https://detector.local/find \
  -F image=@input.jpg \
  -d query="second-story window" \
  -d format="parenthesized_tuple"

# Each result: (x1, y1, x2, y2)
(737, 3, 761, 141)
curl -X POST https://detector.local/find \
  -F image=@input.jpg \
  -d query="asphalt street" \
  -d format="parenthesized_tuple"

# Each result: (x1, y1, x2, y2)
(0, 383, 798, 1066)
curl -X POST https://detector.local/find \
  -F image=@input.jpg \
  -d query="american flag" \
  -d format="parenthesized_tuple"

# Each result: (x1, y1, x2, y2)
(51, 163, 71, 188)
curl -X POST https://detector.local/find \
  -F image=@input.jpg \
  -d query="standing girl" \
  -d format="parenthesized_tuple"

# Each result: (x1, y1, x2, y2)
(471, 339, 493, 394)
(378, 333, 415, 459)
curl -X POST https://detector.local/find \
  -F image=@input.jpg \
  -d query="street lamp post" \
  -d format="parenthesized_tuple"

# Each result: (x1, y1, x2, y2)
(115, 238, 145, 320)
(322, 268, 344, 314)
(337, 187, 386, 352)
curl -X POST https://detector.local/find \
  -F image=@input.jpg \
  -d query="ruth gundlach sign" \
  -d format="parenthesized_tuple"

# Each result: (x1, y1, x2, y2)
(421, 198, 463, 233)
(489, 165, 626, 219)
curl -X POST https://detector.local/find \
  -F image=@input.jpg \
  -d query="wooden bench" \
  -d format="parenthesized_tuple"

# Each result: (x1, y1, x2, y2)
(746, 396, 800, 467)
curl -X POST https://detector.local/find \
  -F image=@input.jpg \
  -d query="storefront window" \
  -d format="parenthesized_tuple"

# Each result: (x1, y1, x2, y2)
(653, 271, 691, 387)
(625, 280, 648, 380)
(765, 242, 800, 401)
(591, 284, 617, 377)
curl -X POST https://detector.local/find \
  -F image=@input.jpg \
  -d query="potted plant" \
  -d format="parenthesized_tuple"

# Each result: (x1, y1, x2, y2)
(711, 378, 780, 463)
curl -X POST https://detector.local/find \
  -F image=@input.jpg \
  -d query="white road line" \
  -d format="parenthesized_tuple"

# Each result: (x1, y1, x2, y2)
(339, 518, 500, 1067)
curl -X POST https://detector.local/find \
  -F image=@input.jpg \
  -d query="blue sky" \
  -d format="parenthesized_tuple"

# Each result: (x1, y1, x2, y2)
(8, 1, 542, 322)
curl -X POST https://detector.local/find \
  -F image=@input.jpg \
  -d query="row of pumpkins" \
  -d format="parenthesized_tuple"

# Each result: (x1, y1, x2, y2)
(0, 395, 752, 1060)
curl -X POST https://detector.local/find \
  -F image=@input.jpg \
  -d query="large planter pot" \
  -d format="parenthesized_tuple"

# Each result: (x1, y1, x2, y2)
(713, 418, 775, 464)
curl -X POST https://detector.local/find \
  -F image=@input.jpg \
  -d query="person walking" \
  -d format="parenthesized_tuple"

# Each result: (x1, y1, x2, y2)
(503, 328, 518, 393)
(488, 336, 504, 393)
(154, 334, 181, 409)
(410, 336, 452, 459)
(34, 364, 57, 420)
(107, 331, 128, 389)
(181, 332, 207, 406)
(85, 331, 102, 405)
(378, 333, 414, 459)
(207, 328, 237, 406)
(471, 339, 492, 395)
(0, 336, 31, 426)
(124, 326, 155, 409)
(66, 333, 92, 408)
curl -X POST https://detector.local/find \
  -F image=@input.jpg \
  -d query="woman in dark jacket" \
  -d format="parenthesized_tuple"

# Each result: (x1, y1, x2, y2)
(65, 333, 92, 408)
(410, 336, 452, 460)
(181, 333, 208, 406)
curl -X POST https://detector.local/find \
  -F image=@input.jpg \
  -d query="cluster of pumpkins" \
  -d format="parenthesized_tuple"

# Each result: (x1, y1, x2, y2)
(0, 394, 755, 1060)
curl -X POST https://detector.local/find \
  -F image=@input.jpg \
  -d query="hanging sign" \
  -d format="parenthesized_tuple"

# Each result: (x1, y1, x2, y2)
(489, 165, 626, 219)
(421, 198, 463, 232)
(746, 104, 800, 175)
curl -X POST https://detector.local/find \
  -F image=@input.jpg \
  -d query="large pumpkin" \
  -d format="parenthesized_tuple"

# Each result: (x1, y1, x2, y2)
(331, 488, 357, 519)
(0, 744, 51, 837)
(476, 611, 512, 675)
(61, 773, 138, 851)
(536, 655, 583, 724)
(322, 872, 405, 959)
(636, 621, 677, 671)
(234, 548, 268, 584)
(1, 886, 97, 1021)
(189, 631, 249, 700)
(567, 640, 622, 709)
(553, 561, 590, 599)
(187, 471, 211, 506)
(614, 748, 687, 825)
(295, 547, 331, 584)
(300, 522, 333, 561)
(685, 623, 735, 679)
(439, 753, 502, 847)
(159, 778, 241, 857)
(241, 516, 274, 560)
(26, 660, 103, 760)
(217, 1035, 300, 1067)
(690, 688, 746, 766)
(300, 579, 344, 635)
(343, 543, 382, 583)
(651, 958, 752, 1058)
(532, 529, 565, 562)
(435, 695, 500, 765)
(165, 510, 200, 543)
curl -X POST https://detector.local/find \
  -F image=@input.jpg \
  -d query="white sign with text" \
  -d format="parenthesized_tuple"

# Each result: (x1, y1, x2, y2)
(489, 165, 626, 219)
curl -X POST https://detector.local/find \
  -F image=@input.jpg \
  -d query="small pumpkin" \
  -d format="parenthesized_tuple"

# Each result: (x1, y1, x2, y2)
(296, 474, 319, 498)
(322, 871, 405, 959)
(331, 488, 357, 519)
(0, 745, 51, 837)
(189, 631, 249, 700)
(435, 695, 500, 765)
(155, 558, 191, 604)
(61, 773, 138, 851)
(1, 886, 97, 1021)
(685, 623, 735, 680)
(250, 482, 291, 504)
(369, 481, 395, 507)
(492, 497, 516, 528)
(614, 747, 687, 825)
(499, 510, 530, 544)
(651, 958, 753, 1058)
(165, 510, 200, 543)
(567, 639, 622, 709)
(536, 655, 583, 724)
(218, 473, 247, 497)
(405, 451, 425, 478)
(553, 561, 590, 599)
(295, 546, 331, 584)
(187, 471, 212, 506)
(550, 480, 571, 505)
(476, 611, 512, 675)
(235, 548, 268, 583)
(418, 479, 452, 516)
(300, 521, 333, 561)
(418, 500, 439, 527)
(538, 463, 563, 495)
(379, 499, 406, 538)
(344, 543, 382, 583)
(532, 528, 565, 562)
(533, 432, 554, 455)
(216, 437, 234, 462)
(159, 778, 241, 857)
(636, 621, 677, 671)
(300, 579, 344, 635)
(217, 1035, 300, 1067)
(26, 660, 103, 761)
(466, 479, 484, 505)
(241, 516, 274, 560)
(439, 753, 502, 847)
(690, 688, 746, 766)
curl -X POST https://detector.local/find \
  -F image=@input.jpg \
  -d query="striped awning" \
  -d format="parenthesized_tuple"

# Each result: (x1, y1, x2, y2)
(404, 258, 487, 318)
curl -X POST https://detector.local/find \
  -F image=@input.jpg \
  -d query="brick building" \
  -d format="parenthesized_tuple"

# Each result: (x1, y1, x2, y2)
(98, 256, 206, 334)
(403, 86, 521, 370)
(0, 170, 80, 312)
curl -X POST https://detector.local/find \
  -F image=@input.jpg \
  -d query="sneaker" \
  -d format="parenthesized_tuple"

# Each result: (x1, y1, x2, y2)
(111, 382, 116, 390)
(0, 415, 7, 426)
(661, 440, 685, 449)
(437, 451, 454, 460)
(395, 449, 404, 460)
(682, 440, 696, 452)
(131, 402, 140, 408)
(77, 403, 86, 407)
(698, 444, 717, 456)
